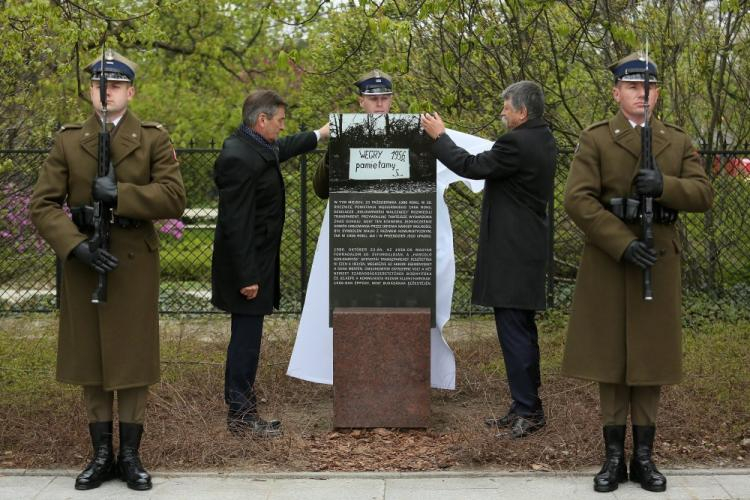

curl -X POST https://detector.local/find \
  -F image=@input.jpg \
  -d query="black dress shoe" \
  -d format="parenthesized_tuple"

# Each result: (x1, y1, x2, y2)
(75, 422, 117, 490)
(510, 415, 546, 438)
(484, 412, 517, 428)
(118, 422, 152, 491)
(227, 411, 283, 438)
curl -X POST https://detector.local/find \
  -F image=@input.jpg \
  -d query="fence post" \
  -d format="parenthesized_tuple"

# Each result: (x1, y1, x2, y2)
(55, 257, 62, 309)
(299, 126, 308, 308)
(701, 151, 719, 297)
(546, 164, 556, 309)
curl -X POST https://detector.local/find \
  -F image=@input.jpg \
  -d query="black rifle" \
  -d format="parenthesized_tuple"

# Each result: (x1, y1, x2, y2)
(89, 45, 114, 304)
(640, 52, 655, 301)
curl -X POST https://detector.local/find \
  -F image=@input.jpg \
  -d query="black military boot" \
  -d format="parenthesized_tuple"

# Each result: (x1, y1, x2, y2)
(118, 422, 152, 491)
(630, 425, 667, 492)
(74, 421, 116, 490)
(593, 425, 627, 492)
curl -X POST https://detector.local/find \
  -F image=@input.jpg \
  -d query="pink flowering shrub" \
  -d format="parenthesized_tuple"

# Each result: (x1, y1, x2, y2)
(155, 218, 185, 239)
(1, 182, 184, 256)
(0, 181, 50, 253)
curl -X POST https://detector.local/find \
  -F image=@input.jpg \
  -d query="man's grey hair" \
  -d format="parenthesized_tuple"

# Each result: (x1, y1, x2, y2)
(501, 81, 545, 119)
(242, 90, 286, 126)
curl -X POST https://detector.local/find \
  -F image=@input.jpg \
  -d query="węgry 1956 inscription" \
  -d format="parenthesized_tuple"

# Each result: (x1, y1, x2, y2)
(349, 148, 410, 180)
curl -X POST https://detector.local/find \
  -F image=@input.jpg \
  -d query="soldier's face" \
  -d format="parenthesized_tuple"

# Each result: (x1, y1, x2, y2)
(613, 81, 659, 124)
(90, 80, 134, 120)
(257, 107, 286, 142)
(359, 94, 393, 114)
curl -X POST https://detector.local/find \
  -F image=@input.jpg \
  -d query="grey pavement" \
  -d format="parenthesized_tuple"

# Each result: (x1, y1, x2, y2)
(1, 469, 749, 500)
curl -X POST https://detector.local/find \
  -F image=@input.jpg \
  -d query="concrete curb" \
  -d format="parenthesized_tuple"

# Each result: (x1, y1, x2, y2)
(3, 467, 749, 479)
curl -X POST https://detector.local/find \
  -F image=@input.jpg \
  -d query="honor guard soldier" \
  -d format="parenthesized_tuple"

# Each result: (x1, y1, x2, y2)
(312, 69, 394, 199)
(30, 50, 186, 491)
(562, 52, 712, 493)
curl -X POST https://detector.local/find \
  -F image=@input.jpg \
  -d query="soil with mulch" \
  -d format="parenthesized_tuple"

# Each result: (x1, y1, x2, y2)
(1, 315, 748, 472)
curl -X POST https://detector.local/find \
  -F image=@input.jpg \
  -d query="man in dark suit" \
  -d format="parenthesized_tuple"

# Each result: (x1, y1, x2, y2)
(421, 81, 556, 438)
(211, 90, 329, 437)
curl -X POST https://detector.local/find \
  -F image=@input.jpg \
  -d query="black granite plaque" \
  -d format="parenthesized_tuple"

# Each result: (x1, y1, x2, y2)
(329, 113, 436, 326)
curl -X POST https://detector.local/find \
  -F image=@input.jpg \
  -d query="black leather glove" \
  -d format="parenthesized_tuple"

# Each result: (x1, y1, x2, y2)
(72, 242, 119, 273)
(92, 163, 117, 205)
(622, 240, 657, 269)
(634, 167, 663, 197)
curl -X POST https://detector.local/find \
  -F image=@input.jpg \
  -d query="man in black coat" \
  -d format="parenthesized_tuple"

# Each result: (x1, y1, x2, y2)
(212, 90, 329, 436)
(421, 80, 556, 438)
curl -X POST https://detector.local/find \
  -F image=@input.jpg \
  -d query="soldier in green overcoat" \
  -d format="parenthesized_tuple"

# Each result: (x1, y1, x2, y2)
(562, 53, 712, 493)
(29, 51, 186, 491)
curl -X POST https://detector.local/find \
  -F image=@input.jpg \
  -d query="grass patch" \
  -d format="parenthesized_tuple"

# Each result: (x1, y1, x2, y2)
(0, 312, 748, 471)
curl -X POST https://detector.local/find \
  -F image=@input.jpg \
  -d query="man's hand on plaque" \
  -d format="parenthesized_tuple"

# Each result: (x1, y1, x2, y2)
(240, 284, 259, 300)
(420, 112, 446, 140)
(317, 122, 330, 140)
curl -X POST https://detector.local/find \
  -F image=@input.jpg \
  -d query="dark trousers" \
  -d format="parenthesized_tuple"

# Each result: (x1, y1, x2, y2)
(225, 313, 264, 415)
(493, 307, 543, 417)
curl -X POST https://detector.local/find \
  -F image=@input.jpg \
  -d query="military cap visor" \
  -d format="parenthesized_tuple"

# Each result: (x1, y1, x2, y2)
(354, 72, 393, 95)
(356, 77, 393, 95)
(87, 51, 136, 82)
(610, 55, 658, 83)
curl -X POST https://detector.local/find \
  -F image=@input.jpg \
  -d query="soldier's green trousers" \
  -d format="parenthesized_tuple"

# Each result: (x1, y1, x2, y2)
(599, 383, 661, 426)
(83, 385, 148, 424)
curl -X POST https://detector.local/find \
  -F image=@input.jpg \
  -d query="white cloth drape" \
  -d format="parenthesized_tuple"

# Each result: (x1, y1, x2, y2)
(287, 129, 491, 390)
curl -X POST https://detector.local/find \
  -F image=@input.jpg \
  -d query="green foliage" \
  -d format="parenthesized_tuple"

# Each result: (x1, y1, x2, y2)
(682, 288, 750, 332)
(3, 0, 750, 150)
(0, 159, 11, 175)
(3, 0, 750, 313)
(0, 0, 321, 144)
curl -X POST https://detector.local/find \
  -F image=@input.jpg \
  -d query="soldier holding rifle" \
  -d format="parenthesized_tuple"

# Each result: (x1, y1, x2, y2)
(562, 52, 712, 493)
(30, 50, 186, 491)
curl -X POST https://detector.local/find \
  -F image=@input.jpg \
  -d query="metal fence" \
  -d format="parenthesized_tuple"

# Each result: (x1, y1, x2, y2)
(2, 140, 749, 315)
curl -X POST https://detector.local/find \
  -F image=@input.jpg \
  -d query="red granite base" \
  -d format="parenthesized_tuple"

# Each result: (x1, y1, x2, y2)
(332, 307, 430, 428)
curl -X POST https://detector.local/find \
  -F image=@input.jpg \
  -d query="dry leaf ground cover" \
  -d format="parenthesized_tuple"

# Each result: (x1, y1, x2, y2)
(1, 312, 748, 472)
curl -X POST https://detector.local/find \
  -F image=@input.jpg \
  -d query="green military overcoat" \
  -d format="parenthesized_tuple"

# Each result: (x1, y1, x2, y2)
(562, 111, 712, 385)
(30, 111, 186, 390)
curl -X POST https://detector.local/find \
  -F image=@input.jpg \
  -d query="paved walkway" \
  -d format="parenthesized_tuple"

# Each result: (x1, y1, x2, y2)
(1, 468, 749, 499)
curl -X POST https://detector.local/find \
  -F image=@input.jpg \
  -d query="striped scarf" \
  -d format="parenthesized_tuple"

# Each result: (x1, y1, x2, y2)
(238, 123, 275, 151)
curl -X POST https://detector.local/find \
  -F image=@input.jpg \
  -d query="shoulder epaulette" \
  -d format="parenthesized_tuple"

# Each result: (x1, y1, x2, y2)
(59, 123, 83, 131)
(663, 122, 685, 133)
(141, 121, 166, 131)
(584, 119, 609, 132)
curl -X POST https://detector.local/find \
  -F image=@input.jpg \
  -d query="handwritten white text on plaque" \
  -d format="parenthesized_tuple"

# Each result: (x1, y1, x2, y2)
(349, 148, 410, 180)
